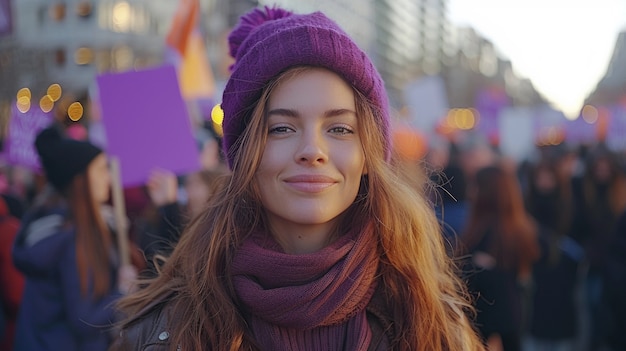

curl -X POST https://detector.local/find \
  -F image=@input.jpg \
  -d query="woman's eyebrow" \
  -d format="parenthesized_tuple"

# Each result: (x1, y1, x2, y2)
(267, 108, 299, 118)
(267, 108, 356, 118)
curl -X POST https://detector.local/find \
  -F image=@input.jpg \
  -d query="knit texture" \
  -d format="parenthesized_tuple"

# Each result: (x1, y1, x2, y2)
(231, 224, 379, 350)
(222, 6, 391, 168)
(35, 126, 103, 191)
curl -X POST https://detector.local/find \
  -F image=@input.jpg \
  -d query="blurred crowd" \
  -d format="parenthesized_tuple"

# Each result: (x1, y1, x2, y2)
(427, 135, 626, 351)
(0, 115, 625, 351)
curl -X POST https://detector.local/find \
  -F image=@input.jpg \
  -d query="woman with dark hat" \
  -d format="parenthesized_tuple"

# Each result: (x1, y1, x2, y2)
(12, 126, 138, 351)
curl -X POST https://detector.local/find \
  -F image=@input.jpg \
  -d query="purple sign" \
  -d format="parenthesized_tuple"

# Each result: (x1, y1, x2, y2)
(564, 115, 595, 145)
(96, 65, 200, 187)
(475, 87, 509, 145)
(4, 104, 52, 170)
(0, 0, 12, 36)
(607, 106, 626, 151)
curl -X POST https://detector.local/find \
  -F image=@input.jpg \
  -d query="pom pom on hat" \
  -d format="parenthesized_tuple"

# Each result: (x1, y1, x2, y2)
(228, 6, 293, 60)
(221, 6, 391, 169)
(35, 125, 103, 192)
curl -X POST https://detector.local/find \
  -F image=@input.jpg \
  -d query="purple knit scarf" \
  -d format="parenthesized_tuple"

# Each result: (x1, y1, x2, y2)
(231, 224, 379, 351)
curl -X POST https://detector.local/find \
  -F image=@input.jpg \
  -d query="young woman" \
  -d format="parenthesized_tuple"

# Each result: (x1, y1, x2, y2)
(459, 165, 540, 351)
(12, 126, 138, 351)
(114, 6, 484, 351)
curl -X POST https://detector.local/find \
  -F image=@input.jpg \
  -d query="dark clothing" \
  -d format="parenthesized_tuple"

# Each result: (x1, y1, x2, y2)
(605, 210, 626, 350)
(111, 287, 396, 351)
(1, 194, 25, 220)
(436, 201, 469, 239)
(464, 229, 524, 351)
(529, 230, 583, 340)
(138, 202, 183, 276)
(12, 206, 121, 351)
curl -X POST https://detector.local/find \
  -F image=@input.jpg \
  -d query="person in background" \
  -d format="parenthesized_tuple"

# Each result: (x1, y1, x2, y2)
(0, 197, 24, 350)
(12, 126, 138, 351)
(604, 208, 626, 351)
(570, 145, 626, 351)
(112, 6, 485, 351)
(523, 159, 583, 351)
(460, 165, 540, 351)
(139, 167, 226, 271)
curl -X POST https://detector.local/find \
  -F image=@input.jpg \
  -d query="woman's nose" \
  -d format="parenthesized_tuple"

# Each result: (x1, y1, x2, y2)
(295, 131, 328, 165)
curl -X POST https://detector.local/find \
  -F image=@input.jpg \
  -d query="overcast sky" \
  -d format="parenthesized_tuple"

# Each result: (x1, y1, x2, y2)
(448, 0, 626, 119)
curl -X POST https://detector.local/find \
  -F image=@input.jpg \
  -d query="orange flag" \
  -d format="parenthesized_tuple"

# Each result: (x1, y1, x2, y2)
(165, 0, 214, 100)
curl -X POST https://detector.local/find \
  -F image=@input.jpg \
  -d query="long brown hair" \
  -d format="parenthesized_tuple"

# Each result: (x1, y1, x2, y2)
(117, 66, 484, 351)
(461, 165, 539, 275)
(66, 172, 113, 299)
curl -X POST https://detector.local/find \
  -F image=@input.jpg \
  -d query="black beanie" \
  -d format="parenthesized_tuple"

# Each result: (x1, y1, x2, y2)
(35, 126, 103, 192)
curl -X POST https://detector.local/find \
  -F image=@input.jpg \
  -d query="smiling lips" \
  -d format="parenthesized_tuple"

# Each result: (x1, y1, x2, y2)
(283, 175, 338, 193)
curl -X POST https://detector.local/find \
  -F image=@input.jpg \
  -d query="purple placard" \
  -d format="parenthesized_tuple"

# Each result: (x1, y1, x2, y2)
(0, 0, 12, 36)
(3, 104, 52, 170)
(564, 115, 595, 145)
(606, 105, 626, 151)
(475, 87, 509, 145)
(96, 65, 200, 187)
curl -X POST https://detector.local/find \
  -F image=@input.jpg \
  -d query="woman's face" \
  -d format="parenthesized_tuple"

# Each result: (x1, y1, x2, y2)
(254, 68, 366, 242)
(88, 154, 111, 204)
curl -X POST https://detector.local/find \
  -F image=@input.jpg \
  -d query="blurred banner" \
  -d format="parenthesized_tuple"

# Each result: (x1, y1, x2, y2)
(0, 0, 12, 36)
(403, 75, 449, 134)
(2, 104, 52, 171)
(165, 0, 215, 101)
(498, 107, 534, 162)
(475, 86, 510, 146)
(565, 114, 595, 145)
(607, 105, 626, 151)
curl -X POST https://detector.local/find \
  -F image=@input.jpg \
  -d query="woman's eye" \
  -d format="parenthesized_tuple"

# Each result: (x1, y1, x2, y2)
(329, 126, 354, 135)
(268, 126, 293, 134)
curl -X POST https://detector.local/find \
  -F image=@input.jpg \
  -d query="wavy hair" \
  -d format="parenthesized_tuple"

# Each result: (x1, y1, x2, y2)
(116, 66, 484, 351)
(461, 165, 539, 275)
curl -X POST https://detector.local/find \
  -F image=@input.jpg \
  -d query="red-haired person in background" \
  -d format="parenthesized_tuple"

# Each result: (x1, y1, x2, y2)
(0, 196, 24, 350)
(459, 165, 540, 351)
(12, 126, 138, 351)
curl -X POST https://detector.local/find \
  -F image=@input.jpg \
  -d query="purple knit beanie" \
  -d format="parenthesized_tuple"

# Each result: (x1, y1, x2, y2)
(221, 6, 391, 168)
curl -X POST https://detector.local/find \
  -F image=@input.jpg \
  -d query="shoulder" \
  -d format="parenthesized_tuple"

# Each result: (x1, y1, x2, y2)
(113, 303, 174, 351)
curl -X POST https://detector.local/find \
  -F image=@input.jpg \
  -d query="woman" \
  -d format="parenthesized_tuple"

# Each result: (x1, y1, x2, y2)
(459, 165, 539, 351)
(12, 126, 137, 351)
(114, 6, 484, 351)
(524, 159, 583, 351)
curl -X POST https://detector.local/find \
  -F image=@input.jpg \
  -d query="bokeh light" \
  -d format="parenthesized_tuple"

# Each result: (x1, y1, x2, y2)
(39, 95, 54, 113)
(68, 102, 84, 121)
(445, 108, 476, 130)
(211, 104, 224, 136)
(582, 104, 598, 124)
(112, 2, 131, 32)
(47, 83, 62, 101)
(16, 96, 30, 113)
(17, 87, 31, 101)
(74, 47, 94, 65)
